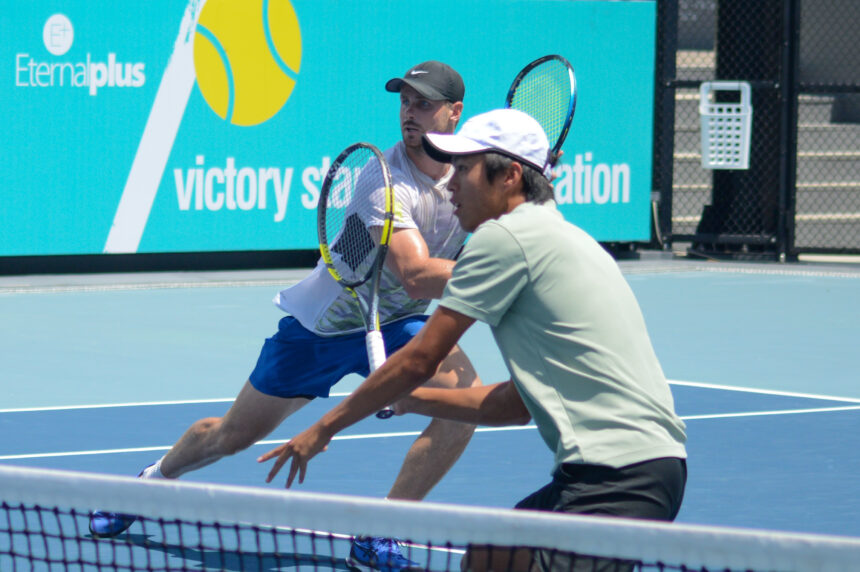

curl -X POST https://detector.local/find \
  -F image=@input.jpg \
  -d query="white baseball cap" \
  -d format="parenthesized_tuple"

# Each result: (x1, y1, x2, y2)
(422, 108, 551, 177)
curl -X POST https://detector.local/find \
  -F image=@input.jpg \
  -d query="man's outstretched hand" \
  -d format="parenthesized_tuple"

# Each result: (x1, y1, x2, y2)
(257, 423, 331, 488)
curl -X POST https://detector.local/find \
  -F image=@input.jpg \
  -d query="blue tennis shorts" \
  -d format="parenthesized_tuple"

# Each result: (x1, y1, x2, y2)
(249, 315, 429, 399)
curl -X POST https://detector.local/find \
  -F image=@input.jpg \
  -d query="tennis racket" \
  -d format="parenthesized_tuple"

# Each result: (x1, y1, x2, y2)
(505, 54, 577, 168)
(317, 142, 396, 420)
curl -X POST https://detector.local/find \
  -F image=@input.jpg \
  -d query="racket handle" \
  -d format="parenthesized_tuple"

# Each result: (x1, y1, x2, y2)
(376, 408, 394, 419)
(366, 330, 386, 372)
(366, 331, 394, 419)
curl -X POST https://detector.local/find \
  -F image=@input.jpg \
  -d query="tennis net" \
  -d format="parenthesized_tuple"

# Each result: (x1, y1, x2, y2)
(1, 464, 858, 571)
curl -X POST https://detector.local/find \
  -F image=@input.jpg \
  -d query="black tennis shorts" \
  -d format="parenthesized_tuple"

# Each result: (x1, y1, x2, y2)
(515, 457, 687, 571)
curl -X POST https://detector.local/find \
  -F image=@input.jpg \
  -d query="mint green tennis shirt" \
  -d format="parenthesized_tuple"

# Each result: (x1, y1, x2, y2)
(440, 201, 687, 472)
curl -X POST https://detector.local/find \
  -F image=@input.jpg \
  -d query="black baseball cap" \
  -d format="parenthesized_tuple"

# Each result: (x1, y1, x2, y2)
(385, 61, 465, 103)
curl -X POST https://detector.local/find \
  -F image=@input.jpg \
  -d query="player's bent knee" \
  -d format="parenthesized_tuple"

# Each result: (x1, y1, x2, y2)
(192, 417, 221, 436)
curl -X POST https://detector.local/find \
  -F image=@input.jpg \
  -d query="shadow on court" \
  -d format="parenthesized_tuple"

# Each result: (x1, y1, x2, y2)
(122, 532, 354, 571)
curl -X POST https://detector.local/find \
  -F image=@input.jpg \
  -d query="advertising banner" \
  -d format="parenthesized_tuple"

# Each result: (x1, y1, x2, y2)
(1, 0, 656, 256)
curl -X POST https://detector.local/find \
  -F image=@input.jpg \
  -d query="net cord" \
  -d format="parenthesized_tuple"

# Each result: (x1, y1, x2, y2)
(1, 464, 858, 571)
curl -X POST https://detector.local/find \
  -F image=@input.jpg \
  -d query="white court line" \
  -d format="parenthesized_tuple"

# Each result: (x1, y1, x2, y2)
(0, 392, 352, 414)
(0, 425, 538, 461)
(4, 384, 860, 460)
(683, 404, 860, 421)
(0, 398, 234, 414)
(668, 379, 860, 404)
(5, 381, 860, 414)
(5, 402, 860, 461)
(0, 445, 175, 460)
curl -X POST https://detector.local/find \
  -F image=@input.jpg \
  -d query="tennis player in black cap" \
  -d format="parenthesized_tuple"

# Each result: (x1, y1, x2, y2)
(92, 61, 480, 572)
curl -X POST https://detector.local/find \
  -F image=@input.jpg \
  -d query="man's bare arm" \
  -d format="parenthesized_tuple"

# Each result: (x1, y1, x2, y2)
(397, 381, 531, 426)
(385, 228, 456, 299)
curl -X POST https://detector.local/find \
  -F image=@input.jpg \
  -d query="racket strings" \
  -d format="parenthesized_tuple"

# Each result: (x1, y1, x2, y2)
(323, 147, 387, 285)
(331, 213, 375, 273)
(509, 59, 572, 149)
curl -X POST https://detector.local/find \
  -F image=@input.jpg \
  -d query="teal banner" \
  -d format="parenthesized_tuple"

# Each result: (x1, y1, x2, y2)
(1, 0, 656, 256)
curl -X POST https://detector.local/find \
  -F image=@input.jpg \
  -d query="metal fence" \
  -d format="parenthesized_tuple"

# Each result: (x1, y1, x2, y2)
(653, 0, 860, 259)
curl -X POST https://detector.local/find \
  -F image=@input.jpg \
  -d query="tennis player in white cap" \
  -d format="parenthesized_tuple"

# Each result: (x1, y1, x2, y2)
(261, 108, 687, 572)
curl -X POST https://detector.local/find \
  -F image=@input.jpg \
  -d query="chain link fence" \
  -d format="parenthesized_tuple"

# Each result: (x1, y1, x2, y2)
(653, 0, 860, 258)
(795, 0, 860, 252)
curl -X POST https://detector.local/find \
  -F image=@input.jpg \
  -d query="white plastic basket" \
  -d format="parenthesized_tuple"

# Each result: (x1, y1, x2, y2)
(699, 81, 753, 170)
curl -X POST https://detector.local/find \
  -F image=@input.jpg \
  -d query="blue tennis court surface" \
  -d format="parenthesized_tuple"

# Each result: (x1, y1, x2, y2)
(2, 259, 859, 547)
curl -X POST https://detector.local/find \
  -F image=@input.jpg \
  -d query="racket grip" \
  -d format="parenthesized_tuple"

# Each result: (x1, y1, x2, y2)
(366, 330, 386, 372)
(376, 408, 394, 419)
(366, 331, 395, 419)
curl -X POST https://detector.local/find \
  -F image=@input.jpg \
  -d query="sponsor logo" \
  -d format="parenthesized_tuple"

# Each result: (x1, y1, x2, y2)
(15, 13, 146, 96)
(43, 14, 73, 56)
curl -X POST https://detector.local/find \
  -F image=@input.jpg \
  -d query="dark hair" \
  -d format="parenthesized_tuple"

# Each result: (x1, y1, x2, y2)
(483, 153, 555, 204)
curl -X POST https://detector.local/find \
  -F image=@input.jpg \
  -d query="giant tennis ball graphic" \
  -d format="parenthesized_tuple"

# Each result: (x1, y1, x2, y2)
(194, 0, 301, 126)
